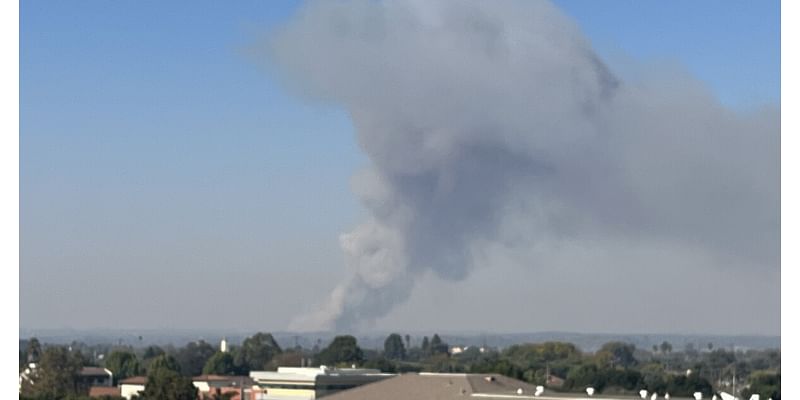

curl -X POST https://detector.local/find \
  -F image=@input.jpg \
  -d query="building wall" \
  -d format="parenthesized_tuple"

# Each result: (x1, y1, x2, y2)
(120, 383, 145, 400)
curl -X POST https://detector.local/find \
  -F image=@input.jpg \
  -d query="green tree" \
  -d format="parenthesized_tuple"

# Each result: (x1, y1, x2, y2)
(742, 371, 780, 400)
(384, 333, 406, 360)
(595, 342, 637, 368)
(26, 338, 42, 364)
(143, 345, 165, 360)
(317, 335, 364, 366)
(21, 346, 83, 398)
(421, 336, 430, 355)
(143, 355, 197, 400)
(659, 341, 672, 354)
(664, 374, 713, 397)
(430, 334, 448, 355)
(203, 352, 239, 375)
(233, 332, 283, 372)
(564, 363, 606, 392)
(148, 354, 182, 374)
(105, 350, 141, 383)
(175, 340, 216, 377)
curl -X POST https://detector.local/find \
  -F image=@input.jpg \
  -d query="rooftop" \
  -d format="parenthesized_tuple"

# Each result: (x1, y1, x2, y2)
(250, 366, 390, 383)
(322, 373, 698, 400)
(80, 367, 112, 377)
(119, 376, 148, 385)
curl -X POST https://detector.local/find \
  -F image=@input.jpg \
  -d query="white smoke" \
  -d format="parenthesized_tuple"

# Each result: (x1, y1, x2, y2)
(262, 0, 778, 331)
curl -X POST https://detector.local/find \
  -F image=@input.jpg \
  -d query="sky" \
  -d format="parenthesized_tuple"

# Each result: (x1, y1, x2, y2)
(20, 0, 780, 335)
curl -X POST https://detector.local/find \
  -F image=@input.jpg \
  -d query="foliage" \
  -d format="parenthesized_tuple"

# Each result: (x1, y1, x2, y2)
(148, 355, 182, 374)
(594, 342, 637, 368)
(742, 371, 780, 400)
(384, 333, 406, 360)
(663, 374, 713, 397)
(175, 340, 216, 377)
(317, 335, 364, 366)
(142, 369, 198, 400)
(20, 346, 84, 399)
(233, 332, 283, 372)
(105, 350, 141, 383)
(203, 352, 239, 375)
(143, 354, 197, 400)
(362, 356, 398, 373)
(430, 334, 448, 355)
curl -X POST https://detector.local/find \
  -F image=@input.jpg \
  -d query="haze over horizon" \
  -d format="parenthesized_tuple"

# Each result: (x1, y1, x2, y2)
(21, 0, 780, 336)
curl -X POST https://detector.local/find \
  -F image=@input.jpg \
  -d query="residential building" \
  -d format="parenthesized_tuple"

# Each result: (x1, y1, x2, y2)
(77, 367, 114, 388)
(119, 376, 147, 400)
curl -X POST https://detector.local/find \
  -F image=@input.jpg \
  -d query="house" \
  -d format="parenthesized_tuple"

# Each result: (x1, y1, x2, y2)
(78, 367, 114, 388)
(119, 376, 147, 400)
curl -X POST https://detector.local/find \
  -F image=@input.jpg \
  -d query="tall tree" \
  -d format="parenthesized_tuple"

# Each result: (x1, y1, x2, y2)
(25, 338, 42, 364)
(595, 342, 637, 368)
(149, 355, 182, 374)
(421, 336, 430, 355)
(105, 350, 141, 383)
(659, 341, 672, 354)
(143, 354, 197, 400)
(203, 352, 239, 375)
(317, 335, 364, 366)
(21, 346, 82, 398)
(175, 340, 216, 377)
(233, 332, 283, 372)
(430, 334, 449, 355)
(384, 333, 406, 360)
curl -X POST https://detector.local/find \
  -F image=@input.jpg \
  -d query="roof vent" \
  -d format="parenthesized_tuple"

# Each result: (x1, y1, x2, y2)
(484, 376, 495, 382)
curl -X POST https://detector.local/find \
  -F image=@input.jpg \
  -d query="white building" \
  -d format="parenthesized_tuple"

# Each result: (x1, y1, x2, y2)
(119, 376, 147, 400)
(249, 366, 394, 400)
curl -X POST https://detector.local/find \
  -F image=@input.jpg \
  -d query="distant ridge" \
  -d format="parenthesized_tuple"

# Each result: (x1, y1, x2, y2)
(19, 328, 779, 352)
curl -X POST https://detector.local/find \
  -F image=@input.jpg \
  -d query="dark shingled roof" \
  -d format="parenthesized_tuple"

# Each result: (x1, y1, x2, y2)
(80, 367, 111, 376)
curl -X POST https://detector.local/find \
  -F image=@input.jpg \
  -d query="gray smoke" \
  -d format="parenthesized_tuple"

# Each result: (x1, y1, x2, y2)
(263, 0, 778, 331)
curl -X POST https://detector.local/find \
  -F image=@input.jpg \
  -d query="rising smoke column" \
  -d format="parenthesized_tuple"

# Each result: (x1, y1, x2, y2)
(264, 0, 779, 331)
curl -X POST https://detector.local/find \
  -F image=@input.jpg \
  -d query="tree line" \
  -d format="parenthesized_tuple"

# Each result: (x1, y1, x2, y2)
(19, 334, 780, 400)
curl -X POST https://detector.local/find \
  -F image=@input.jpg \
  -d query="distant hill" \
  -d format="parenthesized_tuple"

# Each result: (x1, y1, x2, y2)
(19, 328, 779, 352)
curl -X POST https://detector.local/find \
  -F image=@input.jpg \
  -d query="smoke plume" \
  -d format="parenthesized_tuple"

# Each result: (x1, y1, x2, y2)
(263, 0, 778, 331)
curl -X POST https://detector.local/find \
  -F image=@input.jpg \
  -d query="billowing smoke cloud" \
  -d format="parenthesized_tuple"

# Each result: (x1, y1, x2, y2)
(263, 0, 778, 331)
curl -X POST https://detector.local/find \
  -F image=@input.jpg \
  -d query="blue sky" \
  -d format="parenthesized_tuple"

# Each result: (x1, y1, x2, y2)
(20, 0, 779, 332)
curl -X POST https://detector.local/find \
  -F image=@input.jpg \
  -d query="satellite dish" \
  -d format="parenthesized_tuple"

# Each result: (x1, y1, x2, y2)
(534, 386, 544, 397)
(640, 390, 649, 399)
(694, 392, 703, 400)
(749, 395, 760, 400)
(712, 396, 718, 400)
(651, 393, 658, 400)
(517, 388, 523, 395)
(665, 394, 670, 400)
(586, 387, 595, 396)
